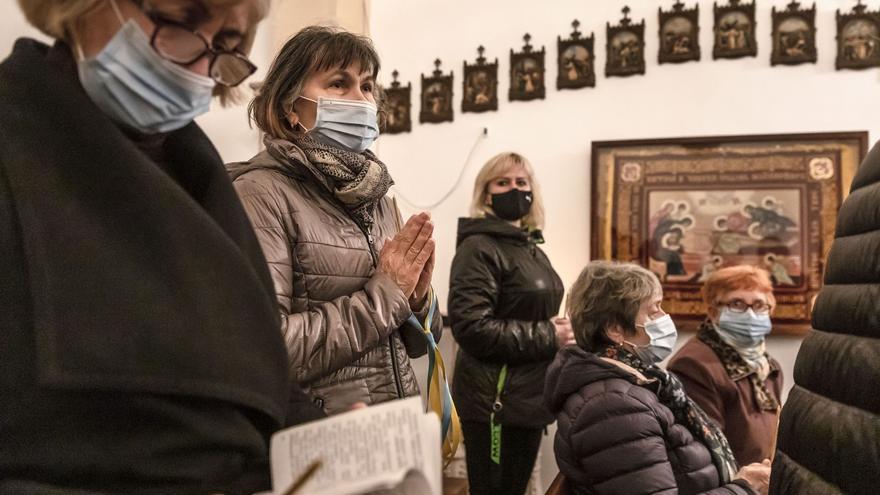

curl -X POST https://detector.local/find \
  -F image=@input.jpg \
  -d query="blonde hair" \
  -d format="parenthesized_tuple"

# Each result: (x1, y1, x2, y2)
(470, 152, 546, 230)
(18, 0, 270, 105)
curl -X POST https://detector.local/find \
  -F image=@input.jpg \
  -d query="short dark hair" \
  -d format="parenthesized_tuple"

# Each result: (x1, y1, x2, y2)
(568, 261, 661, 351)
(249, 26, 381, 141)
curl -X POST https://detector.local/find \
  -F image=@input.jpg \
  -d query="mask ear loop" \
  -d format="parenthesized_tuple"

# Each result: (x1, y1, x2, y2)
(109, 0, 126, 25)
(294, 96, 318, 132)
(74, 38, 86, 61)
(74, 0, 126, 61)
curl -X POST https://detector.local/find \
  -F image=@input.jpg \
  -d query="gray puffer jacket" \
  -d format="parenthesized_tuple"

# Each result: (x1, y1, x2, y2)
(228, 139, 442, 416)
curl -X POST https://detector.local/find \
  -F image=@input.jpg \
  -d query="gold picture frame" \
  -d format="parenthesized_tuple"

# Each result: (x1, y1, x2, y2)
(591, 132, 867, 335)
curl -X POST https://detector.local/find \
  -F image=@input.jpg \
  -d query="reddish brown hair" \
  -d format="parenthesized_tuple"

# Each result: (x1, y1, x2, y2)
(702, 265, 776, 309)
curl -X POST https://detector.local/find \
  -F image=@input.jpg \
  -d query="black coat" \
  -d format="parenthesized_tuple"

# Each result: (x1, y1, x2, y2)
(771, 141, 880, 495)
(448, 216, 563, 427)
(544, 346, 757, 495)
(0, 39, 320, 494)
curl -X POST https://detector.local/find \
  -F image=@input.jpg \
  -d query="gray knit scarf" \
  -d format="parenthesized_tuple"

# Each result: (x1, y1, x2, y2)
(286, 133, 393, 231)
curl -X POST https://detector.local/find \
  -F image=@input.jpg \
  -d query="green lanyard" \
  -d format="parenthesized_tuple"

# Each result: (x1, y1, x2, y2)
(490, 364, 508, 465)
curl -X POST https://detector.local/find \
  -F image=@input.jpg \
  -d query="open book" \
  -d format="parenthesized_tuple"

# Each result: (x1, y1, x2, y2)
(268, 397, 442, 495)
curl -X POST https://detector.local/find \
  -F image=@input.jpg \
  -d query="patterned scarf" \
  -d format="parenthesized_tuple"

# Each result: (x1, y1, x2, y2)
(600, 345, 740, 483)
(698, 321, 780, 412)
(285, 133, 393, 231)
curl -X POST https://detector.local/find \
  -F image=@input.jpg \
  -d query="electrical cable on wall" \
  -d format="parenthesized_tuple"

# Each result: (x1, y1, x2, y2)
(392, 127, 489, 211)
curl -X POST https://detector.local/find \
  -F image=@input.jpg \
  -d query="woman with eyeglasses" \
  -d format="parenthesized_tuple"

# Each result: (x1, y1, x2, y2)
(668, 265, 784, 467)
(228, 27, 442, 415)
(545, 261, 771, 495)
(0, 0, 321, 492)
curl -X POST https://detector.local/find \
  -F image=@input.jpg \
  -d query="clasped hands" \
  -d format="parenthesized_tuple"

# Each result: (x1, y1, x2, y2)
(379, 212, 435, 309)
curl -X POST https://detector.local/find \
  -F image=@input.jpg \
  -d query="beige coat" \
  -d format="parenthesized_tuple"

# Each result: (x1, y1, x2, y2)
(228, 141, 441, 415)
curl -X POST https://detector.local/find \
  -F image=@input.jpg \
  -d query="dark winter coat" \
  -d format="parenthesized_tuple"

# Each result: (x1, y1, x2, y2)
(771, 140, 880, 495)
(0, 39, 319, 494)
(448, 216, 563, 427)
(545, 346, 757, 495)
(669, 335, 783, 466)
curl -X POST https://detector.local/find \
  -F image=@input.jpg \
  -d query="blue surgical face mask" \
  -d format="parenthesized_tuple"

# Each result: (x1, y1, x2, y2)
(630, 313, 678, 364)
(717, 307, 772, 347)
(76, 4, 215, 134)
(298, 96, 380, 153)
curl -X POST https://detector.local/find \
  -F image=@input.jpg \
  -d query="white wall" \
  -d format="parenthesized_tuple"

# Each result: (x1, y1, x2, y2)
(1, 5, 49, 52)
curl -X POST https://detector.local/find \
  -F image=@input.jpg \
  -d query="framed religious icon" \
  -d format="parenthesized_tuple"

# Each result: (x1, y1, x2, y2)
(509, 33, 546, 101)
(462, 46, 498, 113)
(606, 6, 646, 77)
(713, 0, 758, 59)
(557, 19, 596, 90)
(659, 1, 701, 64)
(835, 0, 880, 70)
(771, 1, 818, 66)
(381, 70, 411, 134)
(591, 132, 868, 335)
(419, 59, 453, 124)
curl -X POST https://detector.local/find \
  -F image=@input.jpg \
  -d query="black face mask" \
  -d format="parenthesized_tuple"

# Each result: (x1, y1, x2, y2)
(490, 189, 533, 221)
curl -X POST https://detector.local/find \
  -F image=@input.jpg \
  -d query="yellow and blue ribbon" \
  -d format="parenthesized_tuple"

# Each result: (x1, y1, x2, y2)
(407, 289, 461, 463)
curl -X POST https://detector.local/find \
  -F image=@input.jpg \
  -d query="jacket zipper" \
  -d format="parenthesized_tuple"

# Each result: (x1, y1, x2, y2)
(304, 172, 407, 399)
(352, 215, 406, 400)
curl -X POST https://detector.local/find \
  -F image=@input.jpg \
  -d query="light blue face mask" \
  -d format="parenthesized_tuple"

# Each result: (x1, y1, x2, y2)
(299, 96, 380, 153)
(76, 4, 215, 134)
(717, 307, 772, 347)
(631, 313, 678, 364)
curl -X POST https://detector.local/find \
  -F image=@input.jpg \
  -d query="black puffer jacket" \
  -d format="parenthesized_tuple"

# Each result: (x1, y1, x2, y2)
(771, 141, 880, 495)
(545, 346, 757, 495)
(448, 216, 563, 427)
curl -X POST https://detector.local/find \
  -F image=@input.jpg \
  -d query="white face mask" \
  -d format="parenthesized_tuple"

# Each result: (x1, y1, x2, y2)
(297, 96, 379, 153)
(630, 314, 678, 364)
(75, 0, 215, 134)
(717, 307, 772, 347)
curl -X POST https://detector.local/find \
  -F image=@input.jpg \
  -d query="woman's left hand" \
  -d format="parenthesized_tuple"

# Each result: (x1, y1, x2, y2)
(552, 316, 576, 348)
(735, 459, 771, 495)
(410, 249, 435, 310)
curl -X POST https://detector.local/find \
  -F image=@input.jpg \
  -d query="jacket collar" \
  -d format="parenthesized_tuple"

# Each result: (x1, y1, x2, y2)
(545, 346, 651, 413)
(227, 136, 339, 200)
(456, 216, 538, 246)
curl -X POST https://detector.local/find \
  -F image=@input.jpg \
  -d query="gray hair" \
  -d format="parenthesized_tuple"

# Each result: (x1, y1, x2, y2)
(568, 260, 662, 351)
